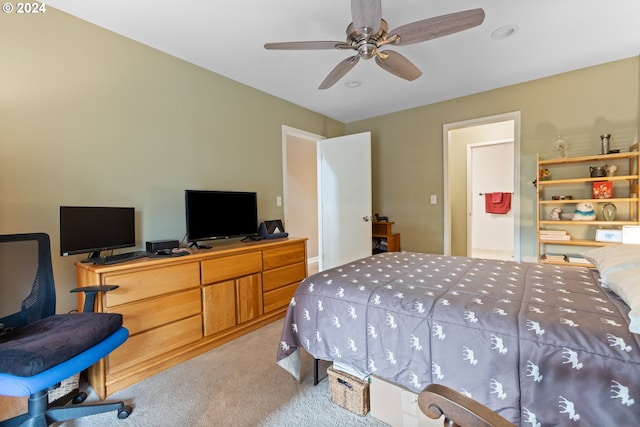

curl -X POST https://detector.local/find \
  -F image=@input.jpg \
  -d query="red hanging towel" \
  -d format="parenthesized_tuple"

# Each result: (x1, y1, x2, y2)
(485, 192, 511, 214)
(491, 192, 503, 203)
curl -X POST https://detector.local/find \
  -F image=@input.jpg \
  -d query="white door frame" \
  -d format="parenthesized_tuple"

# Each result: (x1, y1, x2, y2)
(443, 111, 521, 260)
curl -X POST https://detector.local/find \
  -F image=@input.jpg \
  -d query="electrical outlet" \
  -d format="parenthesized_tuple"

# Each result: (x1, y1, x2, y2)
(276, 196, 282, 207)
(430, 195, 437, 204)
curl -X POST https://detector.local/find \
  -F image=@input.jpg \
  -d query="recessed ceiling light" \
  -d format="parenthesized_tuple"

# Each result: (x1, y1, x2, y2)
(344, 80, 362, 88)
(491, 25, 518, 40)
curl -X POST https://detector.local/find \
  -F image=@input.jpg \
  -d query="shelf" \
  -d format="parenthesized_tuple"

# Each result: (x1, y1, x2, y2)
(538, 175, 638, 185)
(539, 197, 638, 204)
(538, 239, 620, 247)
(539, 151, 639, 166)
(539, 220, 638, 226)
(372, 221, 400, 253)
(539, 258, 595, 268)
(536, 145, 639, 264)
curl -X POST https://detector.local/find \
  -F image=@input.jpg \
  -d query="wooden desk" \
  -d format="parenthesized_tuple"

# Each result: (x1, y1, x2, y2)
(372, 221, 401, 253)
(76, 238, 307, 399)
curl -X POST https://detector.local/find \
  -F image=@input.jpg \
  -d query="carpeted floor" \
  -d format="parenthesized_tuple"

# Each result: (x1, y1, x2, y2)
(54, 319, 390, 426)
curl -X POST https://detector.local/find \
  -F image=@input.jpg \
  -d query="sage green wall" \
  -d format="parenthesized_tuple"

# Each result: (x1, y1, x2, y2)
(0, 9, 344, 312)
(2, 10, 638, 314)
(347, 57, 640, 260)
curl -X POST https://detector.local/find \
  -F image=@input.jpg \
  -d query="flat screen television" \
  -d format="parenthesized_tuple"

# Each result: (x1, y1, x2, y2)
(60, 206, 136, 258)
(185, 190, 258, 243)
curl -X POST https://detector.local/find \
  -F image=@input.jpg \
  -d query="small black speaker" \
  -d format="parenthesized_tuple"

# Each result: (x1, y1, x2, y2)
(258, 220, 288, 239)
(146, 239, 180, 252)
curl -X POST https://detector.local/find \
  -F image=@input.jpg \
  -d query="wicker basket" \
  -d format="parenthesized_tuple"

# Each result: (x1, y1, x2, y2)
(327, 365, 370, 416)
(48, 373, 80, 403)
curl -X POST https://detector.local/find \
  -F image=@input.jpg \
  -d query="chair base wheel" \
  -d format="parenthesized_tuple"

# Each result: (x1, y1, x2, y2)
(72, 391, 88, 404)
(118, 405, 133, 419)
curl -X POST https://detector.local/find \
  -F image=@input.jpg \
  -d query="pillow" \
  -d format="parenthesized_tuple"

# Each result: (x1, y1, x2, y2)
(583, 244, 640, 286)
(604, 268, 640, 334)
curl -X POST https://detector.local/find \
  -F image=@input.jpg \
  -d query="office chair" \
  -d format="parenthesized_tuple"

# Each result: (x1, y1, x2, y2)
(0, 233, 132, 427)
(418, 384, 515, 427)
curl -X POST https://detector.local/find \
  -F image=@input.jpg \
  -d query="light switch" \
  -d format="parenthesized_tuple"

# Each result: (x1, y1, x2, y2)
(430, 195, 437, 204)
(276, 196, 282, 206)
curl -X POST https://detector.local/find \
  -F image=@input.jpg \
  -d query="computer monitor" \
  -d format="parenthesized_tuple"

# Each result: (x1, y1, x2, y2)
(60, 206, 136, 258)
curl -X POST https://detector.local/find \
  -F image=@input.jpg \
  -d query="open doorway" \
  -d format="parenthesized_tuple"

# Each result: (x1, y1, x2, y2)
(281, 126, 322, 269)
(443, 112, 521, 261)
(282, 126, 372, 272)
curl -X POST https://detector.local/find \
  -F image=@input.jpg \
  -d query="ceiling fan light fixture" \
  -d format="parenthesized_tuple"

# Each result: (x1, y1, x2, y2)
(265, 3, 486, 89)
(491, 25, 518, 40)
(345, 80, 362, 88)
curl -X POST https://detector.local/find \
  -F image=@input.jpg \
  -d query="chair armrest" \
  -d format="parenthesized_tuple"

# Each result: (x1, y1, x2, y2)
(70, 285, 119, 313)
(417, 384, 515, 427)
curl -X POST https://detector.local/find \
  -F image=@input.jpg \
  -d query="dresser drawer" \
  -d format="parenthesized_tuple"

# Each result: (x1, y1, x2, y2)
(262, 242, 306, 270)
(111, 289, 201, 336)
(104, 262, 200, 307)
(108, 314, 202, 377)
(201, 251, 262, 284)
(264, 282, 299, 313)
(263, 262, 306, 292)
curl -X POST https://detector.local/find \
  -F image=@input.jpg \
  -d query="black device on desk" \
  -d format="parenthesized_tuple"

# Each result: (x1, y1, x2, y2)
(258, 220, 288, 239)
(374, 213, 389, 222)
(149, 248, 190, 258)
(146, 239, 180, 252)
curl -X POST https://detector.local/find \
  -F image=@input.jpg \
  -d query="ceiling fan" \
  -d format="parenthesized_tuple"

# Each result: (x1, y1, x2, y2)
(264, 0, 485, 89)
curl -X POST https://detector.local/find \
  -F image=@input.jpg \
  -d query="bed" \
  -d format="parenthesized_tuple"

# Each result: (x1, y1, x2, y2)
(276, 249, 640, 426)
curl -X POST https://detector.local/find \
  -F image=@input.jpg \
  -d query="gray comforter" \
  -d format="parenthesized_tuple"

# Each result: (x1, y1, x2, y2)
(277, 252, 640, 426)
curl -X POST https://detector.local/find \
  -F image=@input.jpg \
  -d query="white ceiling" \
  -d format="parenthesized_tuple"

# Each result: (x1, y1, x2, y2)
(46, 0, 640, 123)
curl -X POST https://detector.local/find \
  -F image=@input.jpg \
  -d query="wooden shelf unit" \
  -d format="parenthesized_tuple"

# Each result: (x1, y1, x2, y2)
(372, 221, 401, 253)
(536, 144, 639, 266)
(75, 237, 307, 399)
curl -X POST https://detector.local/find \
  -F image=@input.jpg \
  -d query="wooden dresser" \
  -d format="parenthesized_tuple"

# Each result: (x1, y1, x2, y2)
(75, 237, 307, 399)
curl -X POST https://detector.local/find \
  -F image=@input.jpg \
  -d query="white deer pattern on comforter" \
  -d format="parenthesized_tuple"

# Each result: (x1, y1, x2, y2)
(277, 252, 640, 426)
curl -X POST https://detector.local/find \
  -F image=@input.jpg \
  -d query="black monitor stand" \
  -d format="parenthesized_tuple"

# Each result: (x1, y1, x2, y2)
(189, 242, 212, 249)
(80, 251, 102, 263)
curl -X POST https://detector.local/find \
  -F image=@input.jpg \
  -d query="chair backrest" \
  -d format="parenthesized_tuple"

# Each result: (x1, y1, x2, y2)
(0, 233, 56, 328)
(418, 383, 515, 427)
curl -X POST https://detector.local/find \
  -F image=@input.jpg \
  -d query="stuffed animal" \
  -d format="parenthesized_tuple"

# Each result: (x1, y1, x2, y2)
(532, 168, 551, 187)
(572, 202, 595, 221)
(539, 168, 551, 180)
(550, 208, 563, 220)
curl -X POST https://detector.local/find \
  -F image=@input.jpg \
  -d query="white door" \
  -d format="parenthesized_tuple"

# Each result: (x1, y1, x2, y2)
(318, 132, 372, 270)
(468, 141, 515, 260)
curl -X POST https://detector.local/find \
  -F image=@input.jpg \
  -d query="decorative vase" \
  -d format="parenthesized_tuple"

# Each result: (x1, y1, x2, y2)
(600, 134, 611, 155)
(602, 203, 617, 221)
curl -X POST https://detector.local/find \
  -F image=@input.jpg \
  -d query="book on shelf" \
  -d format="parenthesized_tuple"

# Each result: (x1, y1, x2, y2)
(539, 229, 568, 235)
(540, 231, 570, 241)
(565, 253, 591, 264)
(543, 253, 567, 262)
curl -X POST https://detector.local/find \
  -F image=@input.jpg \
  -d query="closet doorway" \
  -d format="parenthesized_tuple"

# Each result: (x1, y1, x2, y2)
(443, 112, 521, 261)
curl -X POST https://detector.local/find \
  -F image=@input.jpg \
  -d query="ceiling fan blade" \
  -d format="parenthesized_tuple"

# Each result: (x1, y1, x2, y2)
(389, 8, 485, 46)
(319, 55, 360, 90)
(375, 50, 422, 81)
(264, 41, 350, 50)
(351, 0, 382, 35)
